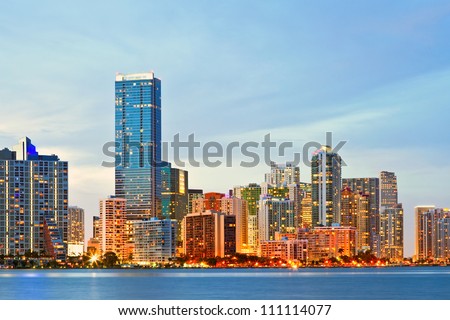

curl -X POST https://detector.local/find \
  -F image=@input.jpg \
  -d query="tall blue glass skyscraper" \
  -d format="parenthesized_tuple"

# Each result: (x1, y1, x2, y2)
(115, 72, 162, 220)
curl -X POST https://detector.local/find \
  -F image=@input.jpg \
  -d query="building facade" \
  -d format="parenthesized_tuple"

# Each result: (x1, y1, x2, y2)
(67, 206, 85, 256)
(298, 226, 357, 261)
(234, 183, 261, 254)
(342, 177, 380, 252)
(379, 204, 404, 261)
(161, 161, 188, 244)
(99, 196, 127, 260)
(260, 238, 308, 262)
(183, 210, 236, 259)
(220, 197, 248, 253)
(132, 218, 177, 264)
(311, 145, 342, 227)
(0, 137, 68, 259)
(115, 72, 162, 220)
(415, 206, 450, 261)
(258, 196, 296, 242)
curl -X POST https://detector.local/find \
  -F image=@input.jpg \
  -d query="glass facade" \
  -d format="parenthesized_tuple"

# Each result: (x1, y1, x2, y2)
(115, 72, 162, 220)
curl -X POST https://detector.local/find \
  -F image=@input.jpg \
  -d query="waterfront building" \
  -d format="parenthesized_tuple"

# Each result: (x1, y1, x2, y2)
(259, 238, 308, 261)
(99, 196, 127, 260)
(415, 206, 450, 261)
(132, 218, 177, 264)
(115, 72, 162, 220)
(379, 171, 403, 260)
(379, 203, 404, 261)
(183, 210, 236, 259)
(0, 137, 68, 259)
(220, 197, 248, 253)
(297, 226, 357, 261)
(342, 177, 380, 251)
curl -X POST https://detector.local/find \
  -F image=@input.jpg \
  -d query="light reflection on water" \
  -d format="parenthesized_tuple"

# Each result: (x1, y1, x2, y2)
(0, 267, 449, 300)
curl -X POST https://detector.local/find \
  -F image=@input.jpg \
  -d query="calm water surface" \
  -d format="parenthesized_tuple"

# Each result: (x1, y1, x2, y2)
(0, 267, 448, 300)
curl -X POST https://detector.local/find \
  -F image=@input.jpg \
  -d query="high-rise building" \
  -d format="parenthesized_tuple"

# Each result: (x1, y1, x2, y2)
(379, 203, 403, 261)
(132, 218, 177, 264)
(115, 72, 162, 220)
(380, 171, 398, 207)
(99, 196, 127, 261)
(436, 216, 450, 260)
(259, 196, 296, 242)
(220, 197, 248, 253)
(299, 182, 312, 228)
(415, 205, 436, 261)
(183, 210, 236, 259)
(0, 137, 68, 259)
(67, 206, 85, 256)
(340, 188, 370, 251)
(161, 161, 188, 243)
(415, 206, 450, 261)
(379, 171, 402, 259)
(311, 145, 342, 227)
(342, 177, 380, 251)
(234, 183, 261, 254)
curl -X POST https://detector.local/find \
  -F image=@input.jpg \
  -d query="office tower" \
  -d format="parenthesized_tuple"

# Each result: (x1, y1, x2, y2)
(265, 161, 300, 185)
(161, 161, 188, 244)
(188, 189, 203, 214)
(380, 171, 398, 207)
(183, 210, 236, 259)
(311, 145, 342, 227)
(220, 197, 248, 253)
(299, 182, 312, 228)
(67, 206, 85, 256)
(415, 207, 450, 261)
(132, 218, 177, 264)
(259, 196, 296, 241)
(0, 137, 68, 259)
(342, 177, 380, 251)
(379, 203, 404, 261)
(234, 183, 261, 254)
(297, 226, 357, 260)
(99, 196, 127, 261)
(115, 72, 162, 220)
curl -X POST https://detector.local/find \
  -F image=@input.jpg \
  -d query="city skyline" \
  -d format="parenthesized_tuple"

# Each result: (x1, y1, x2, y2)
(2, 1, 450, 257)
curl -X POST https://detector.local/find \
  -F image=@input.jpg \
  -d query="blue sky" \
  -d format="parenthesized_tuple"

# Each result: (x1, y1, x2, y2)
(1, 1, 450, 256)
